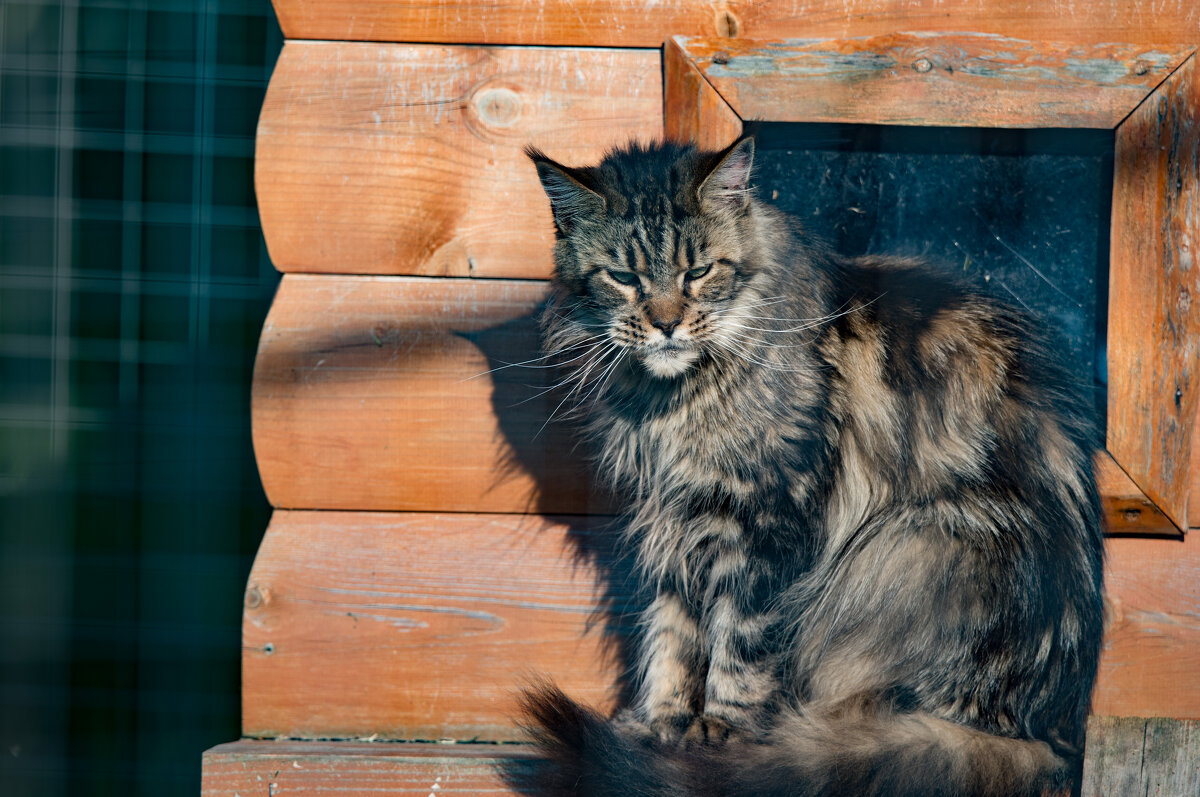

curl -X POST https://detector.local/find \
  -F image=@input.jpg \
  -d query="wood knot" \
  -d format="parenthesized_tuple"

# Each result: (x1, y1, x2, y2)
(912, 58, 933, 73)
(1121, 508, 1142, 523)
(472, 87, 522, 128)
(245, 585, 268, 609)
(715, 9, 740, 38)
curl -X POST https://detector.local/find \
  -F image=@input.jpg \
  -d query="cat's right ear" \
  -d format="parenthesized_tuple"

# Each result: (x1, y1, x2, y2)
(526, 148, 606, 235)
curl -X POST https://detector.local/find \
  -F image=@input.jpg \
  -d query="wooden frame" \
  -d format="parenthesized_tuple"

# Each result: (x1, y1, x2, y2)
(665, 33, 1200, 534)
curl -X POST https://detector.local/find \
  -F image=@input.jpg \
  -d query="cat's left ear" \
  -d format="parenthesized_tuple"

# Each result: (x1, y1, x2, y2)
(697, 137, 755, 214)
(526, 147, 606, 235)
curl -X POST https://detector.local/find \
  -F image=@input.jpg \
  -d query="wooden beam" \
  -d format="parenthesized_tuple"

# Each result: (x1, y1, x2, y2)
(663, 37, 742, 150)
(242, 511, 627, 741)
(256, 42, 661, 277)
(251, 275, 608, 515)
(1091, 532, 1200, 718)
(1108, 55, 1200, 533)
(268, 0, 1200, 48)
(202, 741, 542, 795)
(676, 35, 1193, 128)
(242, 510, 1200, 740)
(203, 723, 1200, 797)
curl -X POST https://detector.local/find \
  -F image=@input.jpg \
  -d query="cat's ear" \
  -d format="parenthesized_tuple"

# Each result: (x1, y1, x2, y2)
(526, 148, 606, 235)
(697, 137, 755, 213)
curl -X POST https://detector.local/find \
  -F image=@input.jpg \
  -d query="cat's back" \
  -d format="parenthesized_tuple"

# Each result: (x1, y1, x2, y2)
(820, 254, 1096, 508)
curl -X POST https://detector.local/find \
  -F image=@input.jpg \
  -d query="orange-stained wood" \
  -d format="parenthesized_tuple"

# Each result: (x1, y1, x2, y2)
(202, 741, 543, 795)
(242, 511, 629, 740)
(251, 275, 613, 515)
(268, 0, 1200, 48)
(1108, 56, 1200, 533)
(200, 721, 1200, 797)
(256, 42, 661, 277)
(1193, 419, 1200, 529)
(1096, 453, 1178, 537)
(1091, 532, 1200, 718)
(254, 275, 1170, 531)
(242, 510, 1200, 740)
(677, 35, 1194, 128)
(663, 38, 742, 150)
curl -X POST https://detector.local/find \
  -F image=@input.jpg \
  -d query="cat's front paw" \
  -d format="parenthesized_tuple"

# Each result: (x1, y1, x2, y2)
(646, 713, 695, 744)
(682, 714, 737, 747)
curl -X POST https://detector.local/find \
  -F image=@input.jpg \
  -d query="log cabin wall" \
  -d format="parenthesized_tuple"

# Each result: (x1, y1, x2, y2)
(206, 1, 1200, 793)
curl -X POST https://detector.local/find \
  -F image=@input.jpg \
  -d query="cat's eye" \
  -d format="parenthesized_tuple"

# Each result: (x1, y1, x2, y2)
(685, 264, 711, 280)
(607, 269, 640, 286)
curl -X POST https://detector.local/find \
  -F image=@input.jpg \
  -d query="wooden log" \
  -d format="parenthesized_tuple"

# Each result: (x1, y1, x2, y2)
(253, 275, 1174, 532)
(1092, 532, 1200, 718)
(256, 42, 661, 277)
(676, 35, 1194, 128)
(242, 510, 632, 741)
(242, 510, 1200, 740)
(663, 37, 742, 150)
(268, 0, 1200, 48)
(251, 275, 610, 515)
(1108, 56, 1200, 533)
(202, 741, 542, 795)
(1081, 717, 1200, 797)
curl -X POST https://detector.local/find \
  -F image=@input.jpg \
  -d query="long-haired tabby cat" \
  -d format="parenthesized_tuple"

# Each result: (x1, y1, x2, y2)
(517, 138, 1104, 796)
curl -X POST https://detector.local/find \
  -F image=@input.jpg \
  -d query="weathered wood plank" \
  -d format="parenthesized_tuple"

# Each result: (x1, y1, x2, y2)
(202, 741, 541, 795)
(663, 37, 742, 150)
(251, 275, 612, 515)
(256, 42, 661, 277)
(677, 34, 1193, 129)
(202, 721, 1200, 797)
(1081, 717, 1200, 797)
(243, 510, 1200, 740)
(253, 275, 1173, 531)
(269, 0, 1200, 48)
(1092, 532, 1200, 718)
(242, 511, 630, 740)
(1096, 453, 1180, 537)
(1108, 56, 1200, 533)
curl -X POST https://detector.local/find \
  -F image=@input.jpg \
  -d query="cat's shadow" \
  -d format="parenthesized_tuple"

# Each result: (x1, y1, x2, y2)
(456, 310, 645, 718)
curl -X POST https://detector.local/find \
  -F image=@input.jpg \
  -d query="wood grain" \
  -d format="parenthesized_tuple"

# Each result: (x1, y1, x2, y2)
(1092, 532, 1200, 718)
(269, 0, 1200, 48)
(242, 511, 631, 741)
(242, 510, 1200, 740)
(202, 741, 542, 795)
(203, 723, 1200, 797)
(256, 42, 661, 277)
(1108, 56, 1200, 533)
(253, 275, 1172, 531)
(251, 275, 614, 515)
(1081, 717, 1200, 797)
(1095, 452, 1178, 537)
(677, 34, 1193, 129)
(663, 37, 742, 151)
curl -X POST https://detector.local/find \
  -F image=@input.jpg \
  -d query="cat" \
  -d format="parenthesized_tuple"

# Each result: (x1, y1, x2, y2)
(516, 138, 1104, 796)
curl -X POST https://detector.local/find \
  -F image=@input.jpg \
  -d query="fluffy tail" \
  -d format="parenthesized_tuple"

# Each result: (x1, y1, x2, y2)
(514, 684, 1071, 797)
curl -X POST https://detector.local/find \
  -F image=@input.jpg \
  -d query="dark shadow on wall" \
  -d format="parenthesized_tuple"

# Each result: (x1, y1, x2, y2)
(459, 311, 646, 711)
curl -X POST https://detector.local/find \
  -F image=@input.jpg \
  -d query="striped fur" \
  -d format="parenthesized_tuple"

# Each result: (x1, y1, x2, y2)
(518, 139, 1104, 795)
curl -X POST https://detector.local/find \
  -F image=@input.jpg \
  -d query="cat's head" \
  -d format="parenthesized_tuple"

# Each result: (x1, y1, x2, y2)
(528, 139, 762, 379)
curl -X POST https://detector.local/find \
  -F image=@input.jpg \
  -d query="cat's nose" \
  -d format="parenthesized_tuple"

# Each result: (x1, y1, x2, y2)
(651, 317, 681, 337)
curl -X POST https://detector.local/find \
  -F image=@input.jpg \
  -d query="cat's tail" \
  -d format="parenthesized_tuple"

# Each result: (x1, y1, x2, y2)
(514, 683, 1071, 797)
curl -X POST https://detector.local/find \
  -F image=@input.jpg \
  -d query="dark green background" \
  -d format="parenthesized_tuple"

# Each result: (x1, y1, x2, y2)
(1, 1, 282, 793)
